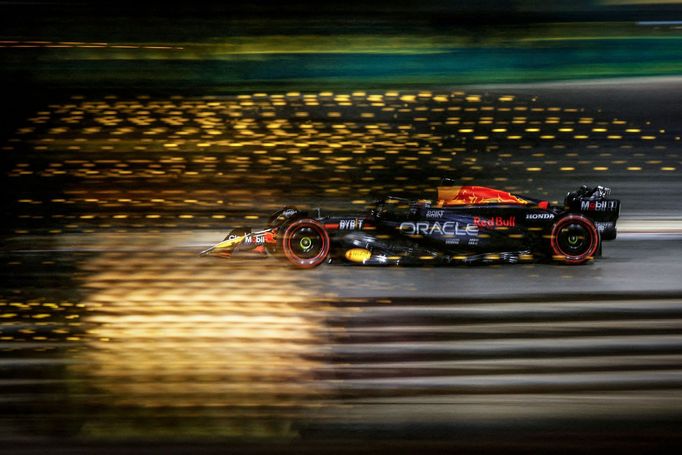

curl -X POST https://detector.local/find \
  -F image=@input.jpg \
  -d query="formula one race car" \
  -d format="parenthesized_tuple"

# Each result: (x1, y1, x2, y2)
(201, 180, 620, 268)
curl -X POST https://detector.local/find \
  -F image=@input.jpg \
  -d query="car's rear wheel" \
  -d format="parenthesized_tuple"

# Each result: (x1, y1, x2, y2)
(550, 214, 600, 264)
(280, 219, 330, 268)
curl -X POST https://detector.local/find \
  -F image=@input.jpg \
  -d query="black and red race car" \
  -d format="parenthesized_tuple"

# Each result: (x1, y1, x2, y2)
(201, 180, 620, 268)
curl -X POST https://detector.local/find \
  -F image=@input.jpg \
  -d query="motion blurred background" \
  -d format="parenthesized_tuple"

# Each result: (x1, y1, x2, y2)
(1, 0, 682, 452)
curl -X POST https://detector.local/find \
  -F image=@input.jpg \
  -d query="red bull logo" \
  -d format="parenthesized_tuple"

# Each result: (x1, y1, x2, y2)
(473, 216, 516, 228)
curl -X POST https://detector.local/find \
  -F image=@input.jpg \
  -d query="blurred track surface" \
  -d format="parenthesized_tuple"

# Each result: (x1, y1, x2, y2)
(1, 237, 682, 446)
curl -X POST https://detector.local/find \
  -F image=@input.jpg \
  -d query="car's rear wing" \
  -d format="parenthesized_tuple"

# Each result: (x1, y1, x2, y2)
(565, 185, 620, 240)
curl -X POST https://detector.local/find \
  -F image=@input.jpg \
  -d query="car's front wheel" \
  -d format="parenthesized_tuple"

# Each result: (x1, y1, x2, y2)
(280, 218, 330, 268)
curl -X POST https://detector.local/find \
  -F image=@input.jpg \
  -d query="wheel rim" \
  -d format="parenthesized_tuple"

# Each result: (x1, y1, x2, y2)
(289, 228, 325, 260)
(282, 220, 330, 268)
(557, 223, 590, 255)
(551, 215, 599, 264)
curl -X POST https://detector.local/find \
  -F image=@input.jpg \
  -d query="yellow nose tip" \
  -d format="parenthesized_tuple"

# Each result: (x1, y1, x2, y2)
(345, 248, 372, 263)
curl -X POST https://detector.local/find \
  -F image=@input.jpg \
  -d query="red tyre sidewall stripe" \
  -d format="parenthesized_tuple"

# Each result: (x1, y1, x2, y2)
(282, 220, 330, 268)
(550, 215, 599, 264)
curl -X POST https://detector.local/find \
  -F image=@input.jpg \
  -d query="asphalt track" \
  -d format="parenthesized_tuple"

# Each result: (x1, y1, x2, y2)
(2, 236, 682, 451)
(2, 78, 682, 451)
(35, 227, 681, 299)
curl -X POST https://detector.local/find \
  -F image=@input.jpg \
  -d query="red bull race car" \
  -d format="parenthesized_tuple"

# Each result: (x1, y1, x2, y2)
(201, 180, 620, 268)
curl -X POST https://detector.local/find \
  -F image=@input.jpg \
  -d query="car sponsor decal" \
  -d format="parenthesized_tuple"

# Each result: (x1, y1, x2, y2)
(473, 216, 516, 228)
(438, 185, 530, 205)
(594, 222, 615, 233)
(399, 221, 478, 236)
(345, 248, 372, 263)
(525, 213, 555, 220)
(445, 238, 479, 246)
(325, 219, 369, 231)
(580, 200, 618, 212)
(243, 234, 266, 245)
(339, 218, 365, 230)
(425, 209, 445, 218)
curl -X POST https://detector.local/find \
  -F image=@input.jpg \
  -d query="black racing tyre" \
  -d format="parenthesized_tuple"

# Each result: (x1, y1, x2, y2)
(280, 219, 330, 268)
(550, 214, 600, 264)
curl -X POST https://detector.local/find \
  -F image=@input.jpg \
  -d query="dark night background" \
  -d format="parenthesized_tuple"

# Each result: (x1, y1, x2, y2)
(2, 1, 682, 453)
